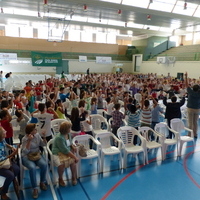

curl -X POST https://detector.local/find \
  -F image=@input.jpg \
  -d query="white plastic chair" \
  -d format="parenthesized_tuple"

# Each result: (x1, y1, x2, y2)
(138, 126, 164, 161)
(72, 134, 101, 178)
(95, 132, 122, 173)
(19, 146, 49, 189)
(51, 119, 70, 136)
(90, 114, 109, 136)
(154, 122, 179, 160)
(170, 118, 194, 156)
(117, 126, 147, 168)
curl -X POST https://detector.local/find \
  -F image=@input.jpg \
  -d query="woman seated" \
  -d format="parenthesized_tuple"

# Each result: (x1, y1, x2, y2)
(0, 127, 19, 200)
(52, 121, 79, 186)
(21, 123, 48, 199)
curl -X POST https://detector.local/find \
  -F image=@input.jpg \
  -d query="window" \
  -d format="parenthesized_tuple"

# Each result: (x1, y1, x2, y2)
(96, 33, 107, 43)
(68, 30, 80, 42)
(5, 25, 19, 37)
(20, 27, 33, 38)
(81, 31, 93, 42)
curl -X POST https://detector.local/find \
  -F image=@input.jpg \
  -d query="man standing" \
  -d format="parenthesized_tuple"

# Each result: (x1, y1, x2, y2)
(185, 72, 200, 138)
(86, 68, 90, 75)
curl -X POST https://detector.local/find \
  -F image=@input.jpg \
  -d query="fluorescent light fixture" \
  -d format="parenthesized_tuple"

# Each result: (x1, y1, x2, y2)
(99, 0, 121, 3)
(123, 0, 149, 8)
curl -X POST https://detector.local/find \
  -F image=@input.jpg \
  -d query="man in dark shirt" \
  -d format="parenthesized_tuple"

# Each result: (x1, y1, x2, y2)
(163, 95, 185, 138)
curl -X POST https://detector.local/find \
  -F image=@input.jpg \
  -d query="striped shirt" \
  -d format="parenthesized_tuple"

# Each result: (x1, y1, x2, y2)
(141, 107, 152, 125)
(127, 109, 141, 128)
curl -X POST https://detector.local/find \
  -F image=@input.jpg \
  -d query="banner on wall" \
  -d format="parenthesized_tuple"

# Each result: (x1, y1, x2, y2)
(31, 52, 62, 66)
(96, 56, 112, 64)
(0, 53, 17, 60)
(79, 56, 87, 62)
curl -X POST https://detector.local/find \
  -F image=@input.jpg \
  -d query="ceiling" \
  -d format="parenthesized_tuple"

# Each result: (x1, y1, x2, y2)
(1, 0, 200, 41)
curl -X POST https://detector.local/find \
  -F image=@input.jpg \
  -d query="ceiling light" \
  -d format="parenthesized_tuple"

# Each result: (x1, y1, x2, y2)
(83, 4, 88, 12)
(184, 2, 187, 10)
(147, 15, 151, 20)
(44, 0, 48, 5)
(118, 9, 122, 15)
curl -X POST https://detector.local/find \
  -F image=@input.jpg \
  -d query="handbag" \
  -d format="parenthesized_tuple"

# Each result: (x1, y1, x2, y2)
(77, 144, 87, 157)
(0, 158, 11, 169)
(27, 152, 41, 161)
(58, 152, 75, 168)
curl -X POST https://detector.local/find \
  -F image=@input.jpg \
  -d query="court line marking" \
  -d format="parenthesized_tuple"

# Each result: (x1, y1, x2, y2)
(101, 144, 196, 200)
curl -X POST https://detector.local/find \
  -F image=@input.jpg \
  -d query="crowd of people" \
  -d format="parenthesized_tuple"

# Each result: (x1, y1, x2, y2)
(0, 71, 199, 199)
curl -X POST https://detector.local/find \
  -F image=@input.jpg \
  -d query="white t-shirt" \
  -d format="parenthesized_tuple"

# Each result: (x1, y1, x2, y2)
(106, 103, 114, 115)
(33, 112, 54, 137)
(81, 117, 92, 132)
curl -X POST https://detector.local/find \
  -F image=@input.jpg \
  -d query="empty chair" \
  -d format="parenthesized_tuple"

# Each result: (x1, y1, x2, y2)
(154, 122, 179, 160)
(117, 126, 147, 168)
(138, 126, 164, 161)
(95, 132, 122, 173)
(51, 119, 69, 136)
(90, 114, 109, 136)
(72, 134, 101, 178)
(170, 118, 194, 156)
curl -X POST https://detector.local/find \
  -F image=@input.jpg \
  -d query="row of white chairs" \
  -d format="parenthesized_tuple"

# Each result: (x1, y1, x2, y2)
(15, 115, 194, 189)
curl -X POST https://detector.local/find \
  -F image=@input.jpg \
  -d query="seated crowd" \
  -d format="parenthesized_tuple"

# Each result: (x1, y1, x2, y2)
(0, 72, 196, 199)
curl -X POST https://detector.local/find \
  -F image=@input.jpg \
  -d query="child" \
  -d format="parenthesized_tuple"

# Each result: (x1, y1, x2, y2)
(55, 99, 66, 119)
(81, 111, 93, 148)
(141, 97, 152, 127)
(105, 97, 114, 122)
(151, 96, 164, 130)
(111, 103, 125, 136)
(126, 104, 141, 144)
(32, 103, 58, 141)
(66, 107, 85, 137)
(127, 104, 141, 129)
(91, 97, 97, 115)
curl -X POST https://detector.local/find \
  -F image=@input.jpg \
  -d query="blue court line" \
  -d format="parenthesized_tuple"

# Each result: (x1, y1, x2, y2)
(78, 179, 91, 200)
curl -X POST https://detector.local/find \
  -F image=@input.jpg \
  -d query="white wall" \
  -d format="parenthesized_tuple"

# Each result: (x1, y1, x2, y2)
(0, 58, 132, 74)
(140, 61, 200, 79)
(69, 60, 132, 74)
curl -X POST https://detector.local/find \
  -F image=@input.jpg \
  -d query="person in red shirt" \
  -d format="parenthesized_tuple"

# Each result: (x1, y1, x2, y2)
(24, 82, 32, 100)
(0, 109, 13, 145)
(13, 93, 23, 109)
(34, 83, 43, 101)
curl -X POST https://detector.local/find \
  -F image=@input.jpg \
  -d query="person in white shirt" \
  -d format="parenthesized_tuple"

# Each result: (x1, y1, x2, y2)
(81, 111, 93, 148)
(32, 103, 58, 141)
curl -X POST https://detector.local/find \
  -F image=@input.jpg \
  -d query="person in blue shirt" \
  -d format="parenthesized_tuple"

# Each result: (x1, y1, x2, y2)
(59, 87, 70, 102)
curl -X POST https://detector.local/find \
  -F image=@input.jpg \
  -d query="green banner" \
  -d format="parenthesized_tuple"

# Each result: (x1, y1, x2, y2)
(31, 52, 62, 66)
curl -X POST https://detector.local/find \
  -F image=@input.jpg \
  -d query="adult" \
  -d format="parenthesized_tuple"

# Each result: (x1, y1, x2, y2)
(185, 72, 200, 138)
(21, 123, 48, 199)
(163, 95, 185, 138)
(52, 121, 79, 186)
(0, 70, 3, 88)
(0, 127, 19, 200)
(86, 68, 90, 75)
